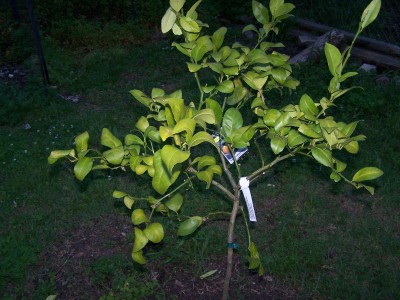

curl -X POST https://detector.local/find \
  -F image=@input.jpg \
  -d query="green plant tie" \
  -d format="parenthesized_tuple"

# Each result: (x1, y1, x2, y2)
(227, 243, 238, 249)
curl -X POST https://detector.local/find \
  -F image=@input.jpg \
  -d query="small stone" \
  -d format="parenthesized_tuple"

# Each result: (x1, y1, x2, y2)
(358, 63, 377, 73)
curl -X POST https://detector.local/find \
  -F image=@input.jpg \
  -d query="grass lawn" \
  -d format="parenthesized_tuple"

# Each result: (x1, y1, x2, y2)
(1, 28, 399, 299)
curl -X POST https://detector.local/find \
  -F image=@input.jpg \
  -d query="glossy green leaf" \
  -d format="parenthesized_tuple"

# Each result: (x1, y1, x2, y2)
(152, 150, 180, 194)
(194, 155, 216, 170)
(170, 0, 185, 12)
(352, 167, 383, 182)
(161, 8, 176, 33)
(132, 249, 147, 264)
(298, 124, 321, 138)
(177, 216, 203, 236)
(166, 193, 184, 212)
(103, 146, 124, 165)
(161, 145, 190, 174)
(187, 131, 217, 149)
(287, 130, 308, 148)
(186, 0, 201, 17)
(101, 128, 122, 149)
(48, 149, 74, 164)
(325, 43, 342, 77)
(216, 80, 234, 93)
(330, 171, 341, 182)
(186, 62, 202, 72)
(276, 3, 295, 17)
(180, 16, 201, 33)
(132, 208, 149, 225)
(334, 158, 347, 172)
(212, 27, 227, 50)
(227, 87, 248, 105)
(360, 0, 381, 29)
(124, 196, 134, 209)
(342, 121, 359, 136)
(221, 108, 243, 138)
(172, 118, 196, 140)
(193, 109, 215, 125)
(135, 116, 150, 133)
(270, 136, 286, 154)
(274, 111, 291, 132)
(130, 89, 151, 106)
(299, 94, 318, 116)
(344, 140, 359, 154)
(263, 109, 281, 127)
(206, 98, 222, 125)
(192, 36, 214, 62)
(166, 98, 186, 122)
(144, 223, 164, 243)
(125, 134, 144, 146)
(252, 0, 269, 24)
(311, 147, 332, 168)
(75, 131, 89, 153)
(74, 157, 93, 181)
(113, 190, 127, 198)
(222, 66, 239, 76)
(269, 0, 284, 18)
(133, 227, 149, 252)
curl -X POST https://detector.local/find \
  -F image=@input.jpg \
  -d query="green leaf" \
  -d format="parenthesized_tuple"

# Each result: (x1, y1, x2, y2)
(166, 98, 186, 122)
(166, 193, 184, 212)
(101, 128, 122, 148)
(270, 136, 286, 154)
(132, 249, 147, 264)
(206, 98, 222, 126)
(180, 16, 201, 33)
(360, 0, 381, 30)
(216, 80, 234, 93)
(103, 146, 124, 165)
(263, 109, 281, 127)
(311, 147, 332, 168)
(200, 269, 218, 279)
(177, 216, 203, 236)
(299, 94, 319, 116)
(194, 155, 217, 170)
(161, 145, 190, 174)
(135, 116, 150, 133)
(124, 196, 134, 209)
(330, 171, 341, 182)
(187, 131, 217, 149)
(344, 141, 359, 154)
(325, 43, 342, 77)
(152, 150, 181, 194)
(75, 131, 89, 153)
(269, 0, 284, 18)
(298, 124, 321, 138)
(74, 157, 93, 181)
(227, 87, 248, 105)
(222, 66, 239, 76)
(287, 130, 308, 148)
(193, 109, 216, 125)
(186, 0, 202, 18)
(130, 89, 151, 106)
(192, 36, 214, 62)
(334, 158, 347, 172)
(113, 190, 127, 198)
(274, 111, 291, 132)
(170, 0, 185, 12)
(186, 62, 202, 72)
(144, 223, 164, 243)
(133, 227, 149, 252)
(172, 118, 196, 140)
(161, 8, 177, 33)
(132, 209, 149, 225)
(125, 134, 144, 146)
(48, 149, 74, 164)
(352, 167, 383, 182)
(221, 108, 243, 138)
(212, 27, 227, 50)
(252, 0, 269, 24)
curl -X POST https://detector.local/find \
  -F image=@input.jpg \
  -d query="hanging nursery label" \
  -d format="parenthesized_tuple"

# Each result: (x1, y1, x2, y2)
(239, 177, 256, 222)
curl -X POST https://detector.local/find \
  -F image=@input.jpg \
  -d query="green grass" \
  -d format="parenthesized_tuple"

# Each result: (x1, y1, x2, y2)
(1, 23, 400, 300)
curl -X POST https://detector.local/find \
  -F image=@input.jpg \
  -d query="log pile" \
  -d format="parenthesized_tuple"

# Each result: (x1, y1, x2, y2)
(290, 17, 400, 70)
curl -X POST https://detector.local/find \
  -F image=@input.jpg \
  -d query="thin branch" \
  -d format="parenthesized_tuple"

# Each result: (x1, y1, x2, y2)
(219, 149, 236, 189)
(211, 180, 235, 201)
(247, 152, 294, 183)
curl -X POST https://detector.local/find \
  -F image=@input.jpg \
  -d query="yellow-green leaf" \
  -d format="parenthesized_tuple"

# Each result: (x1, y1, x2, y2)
(352, 167, 383, 182)
(144, 223, 164, 243)
(132, 227, 149, 252)
(131, 209, 149, 225)
(177, 216, 202, 236)
(74, 157, 93, 181)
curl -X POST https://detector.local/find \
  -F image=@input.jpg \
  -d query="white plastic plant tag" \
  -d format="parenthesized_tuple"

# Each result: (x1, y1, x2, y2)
(239, 177, 256, 222)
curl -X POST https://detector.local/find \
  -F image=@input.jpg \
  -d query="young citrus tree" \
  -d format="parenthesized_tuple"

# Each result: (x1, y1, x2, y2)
(48, 0, 383, 298)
